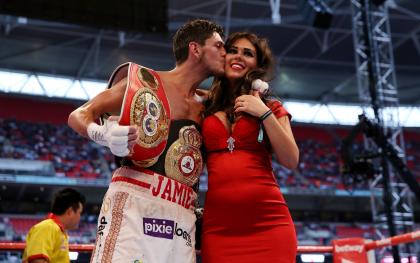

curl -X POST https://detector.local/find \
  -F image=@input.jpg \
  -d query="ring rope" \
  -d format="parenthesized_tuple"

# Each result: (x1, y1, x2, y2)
(0, 230, 418, 253)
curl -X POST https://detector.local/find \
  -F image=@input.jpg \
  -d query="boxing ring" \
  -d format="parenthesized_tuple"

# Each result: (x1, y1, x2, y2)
(0, 230, 418, 262)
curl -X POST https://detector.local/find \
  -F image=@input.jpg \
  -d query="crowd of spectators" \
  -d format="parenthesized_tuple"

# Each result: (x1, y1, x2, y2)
(0, 118, 114, 180)
(1, 118, 419, 190)
(0, 117, 418, 260)
(274, 129, 420, 191)
(273, 139, 345, 190)
(273, 139, 376, 191)
(0, 214, 97, 245)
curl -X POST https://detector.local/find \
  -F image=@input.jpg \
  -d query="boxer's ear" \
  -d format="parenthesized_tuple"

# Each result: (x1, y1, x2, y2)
(189, 42, 201, 59)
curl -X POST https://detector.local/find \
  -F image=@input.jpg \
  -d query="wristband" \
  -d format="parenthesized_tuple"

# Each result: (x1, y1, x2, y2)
(87, 123, 109, 146)
(259, 109, 273, 121)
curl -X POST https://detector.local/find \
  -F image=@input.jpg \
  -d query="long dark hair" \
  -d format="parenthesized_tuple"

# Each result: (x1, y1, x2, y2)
(205, 32, 275, 117)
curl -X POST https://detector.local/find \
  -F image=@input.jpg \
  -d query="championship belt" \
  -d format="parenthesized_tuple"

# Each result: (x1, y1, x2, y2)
(165, 125, 203, 187)
(110, 62, 171, 167)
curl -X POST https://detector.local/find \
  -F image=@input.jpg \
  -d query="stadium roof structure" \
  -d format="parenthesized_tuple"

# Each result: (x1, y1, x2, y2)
(0, 0, 419, 106)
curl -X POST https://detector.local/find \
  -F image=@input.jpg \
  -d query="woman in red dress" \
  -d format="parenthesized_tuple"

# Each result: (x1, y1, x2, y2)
(201, 32, 300, 262)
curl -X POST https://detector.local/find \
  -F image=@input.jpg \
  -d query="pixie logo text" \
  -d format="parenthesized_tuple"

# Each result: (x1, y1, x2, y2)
(143, 217, 192, 247)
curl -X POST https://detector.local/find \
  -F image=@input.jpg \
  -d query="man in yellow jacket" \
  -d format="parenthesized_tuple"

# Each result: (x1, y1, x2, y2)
(22, 188, 85, 263)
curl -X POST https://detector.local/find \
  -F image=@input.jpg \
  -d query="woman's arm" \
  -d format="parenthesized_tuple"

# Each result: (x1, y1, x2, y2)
(260, 113, 299, 169)
(234, 91, 299, 169)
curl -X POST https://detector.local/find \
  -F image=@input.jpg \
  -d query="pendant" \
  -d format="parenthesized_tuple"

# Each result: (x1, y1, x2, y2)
(227, 136, 235, 153)
(258, 123, 264, 143)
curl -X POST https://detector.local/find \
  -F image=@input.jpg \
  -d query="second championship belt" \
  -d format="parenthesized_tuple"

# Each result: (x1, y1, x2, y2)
(165, 125, 203, 187)
(113, 62, 171, 167)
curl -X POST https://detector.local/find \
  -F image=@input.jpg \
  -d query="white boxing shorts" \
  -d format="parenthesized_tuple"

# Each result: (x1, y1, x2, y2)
(90, 166, 197, 263)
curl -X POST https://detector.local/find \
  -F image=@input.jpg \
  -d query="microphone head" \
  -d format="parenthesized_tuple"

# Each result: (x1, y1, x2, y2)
(252, 79, 269, 94)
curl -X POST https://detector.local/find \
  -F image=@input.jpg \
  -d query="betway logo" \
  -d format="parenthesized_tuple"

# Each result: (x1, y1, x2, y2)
(335, 245, 364, 253)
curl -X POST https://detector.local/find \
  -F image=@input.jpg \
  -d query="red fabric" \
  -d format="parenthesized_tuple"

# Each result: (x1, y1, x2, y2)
(27, 253, 49, 262)
(268, 100, 291, 120)
(46, 213, 65, 233)
(201, 101, 297, 262)
(118, 63, 170, 161)
(0, 94, 76, 124)
(111, 175, 152, 189)
(333, 238, 368, 263)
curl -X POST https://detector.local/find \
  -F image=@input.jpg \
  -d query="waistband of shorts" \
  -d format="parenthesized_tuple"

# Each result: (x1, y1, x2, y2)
(111, 166, 197, 211)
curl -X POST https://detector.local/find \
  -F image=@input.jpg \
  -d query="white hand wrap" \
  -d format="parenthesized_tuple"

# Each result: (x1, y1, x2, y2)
(108, 125, 130, 157)
(87, 120, 131, 157)
(252, 79, 269, 94)
(87, 121, 115, 147)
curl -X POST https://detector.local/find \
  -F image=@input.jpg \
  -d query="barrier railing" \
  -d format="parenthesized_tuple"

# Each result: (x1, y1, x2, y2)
(0, 230, 418, 259)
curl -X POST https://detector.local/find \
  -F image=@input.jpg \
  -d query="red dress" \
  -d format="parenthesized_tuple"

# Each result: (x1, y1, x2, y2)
(201, 101, 297, 263)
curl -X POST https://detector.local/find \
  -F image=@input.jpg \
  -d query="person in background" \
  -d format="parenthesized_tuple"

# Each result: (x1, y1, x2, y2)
(22, 188, 85, 263)
(201, 32, 299, 262)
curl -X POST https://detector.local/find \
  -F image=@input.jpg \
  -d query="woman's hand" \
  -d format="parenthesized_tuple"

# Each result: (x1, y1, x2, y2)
(234, 90, 270, 117)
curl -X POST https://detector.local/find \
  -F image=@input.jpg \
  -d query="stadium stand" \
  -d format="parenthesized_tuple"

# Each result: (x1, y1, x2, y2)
(0, 94, 418, 262)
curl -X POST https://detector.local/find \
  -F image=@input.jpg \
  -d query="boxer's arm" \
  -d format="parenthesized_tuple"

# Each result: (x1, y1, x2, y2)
(68, 77, 127, 138)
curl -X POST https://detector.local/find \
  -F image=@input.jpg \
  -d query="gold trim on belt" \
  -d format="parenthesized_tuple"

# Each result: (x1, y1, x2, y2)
(164, 125, 203, 187)
(130, 88, 169, 148)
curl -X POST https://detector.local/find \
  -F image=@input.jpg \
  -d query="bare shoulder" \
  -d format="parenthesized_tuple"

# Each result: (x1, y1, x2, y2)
(81, 77, 127, 116)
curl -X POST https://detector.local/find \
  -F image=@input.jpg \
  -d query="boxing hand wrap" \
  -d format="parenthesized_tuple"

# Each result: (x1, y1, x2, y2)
(108, 125, 130, 157)
(87, 121, 114, 147)
(87, 120, 130, 157)
(252, 79, 269, 95)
